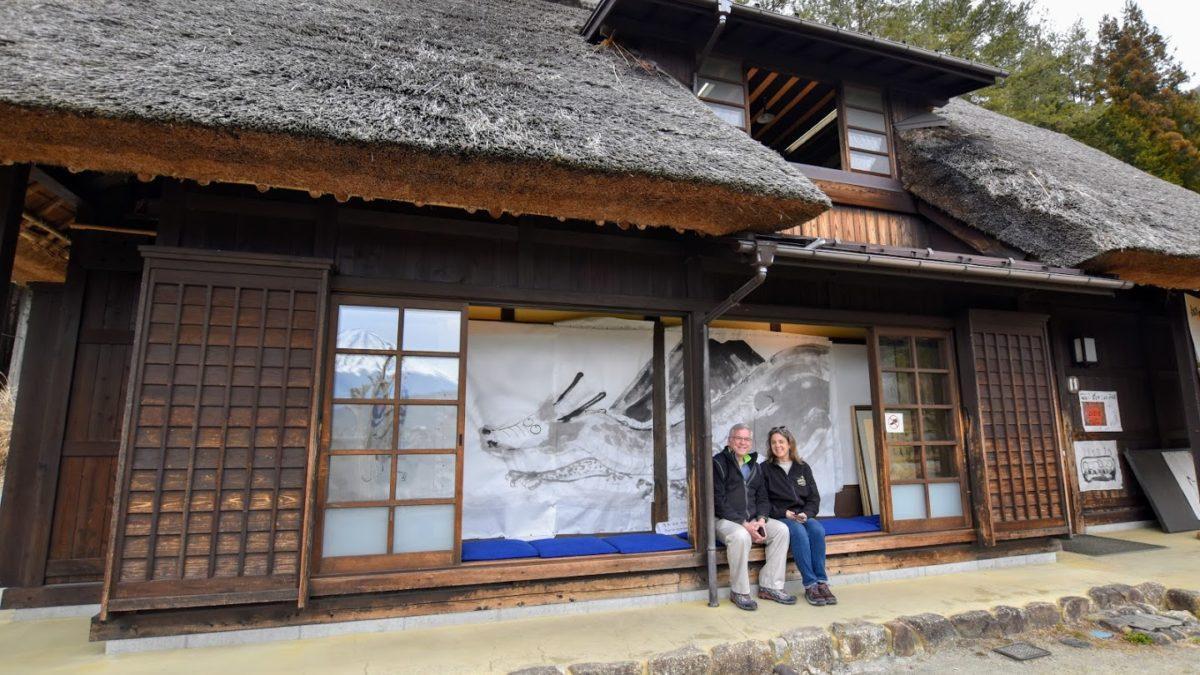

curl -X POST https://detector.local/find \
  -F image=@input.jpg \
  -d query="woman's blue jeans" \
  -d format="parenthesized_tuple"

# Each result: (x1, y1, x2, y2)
(778, 517, 827, 588)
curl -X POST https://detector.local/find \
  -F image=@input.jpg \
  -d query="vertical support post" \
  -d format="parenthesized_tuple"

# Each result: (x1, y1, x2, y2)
(1169, 293, 1200, 494)
(690, 312, 719, 607)
(650, 318, 669, 525)
(0, 164, 30, 378)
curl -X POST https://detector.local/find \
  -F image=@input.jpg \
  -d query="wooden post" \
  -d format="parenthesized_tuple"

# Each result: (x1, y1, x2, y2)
(1169, 293, 1200, 493)
(0, 165, 29, 377)
(650, 319, 669, 525)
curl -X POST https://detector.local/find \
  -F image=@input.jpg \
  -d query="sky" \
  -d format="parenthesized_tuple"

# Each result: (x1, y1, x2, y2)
(1035, 0, 1200, 88)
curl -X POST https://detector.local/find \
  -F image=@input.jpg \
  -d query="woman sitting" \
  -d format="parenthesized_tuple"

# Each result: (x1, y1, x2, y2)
(763, 426, 837, 607)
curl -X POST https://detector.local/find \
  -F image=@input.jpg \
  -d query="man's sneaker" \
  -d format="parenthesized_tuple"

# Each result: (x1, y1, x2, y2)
(817, 583, 838, 605)
(758, 588, 798, 605)
(730, 592, 758, 611)
(804, 585, 826, 606)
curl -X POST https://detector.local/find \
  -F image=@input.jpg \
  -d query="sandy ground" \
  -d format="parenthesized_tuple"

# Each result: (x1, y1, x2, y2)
(859, 628, 1200, 674)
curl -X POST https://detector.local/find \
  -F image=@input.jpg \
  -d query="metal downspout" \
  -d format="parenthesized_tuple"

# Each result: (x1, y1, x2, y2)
(697, 0, 732, 66)
(702, 241, 775, 607)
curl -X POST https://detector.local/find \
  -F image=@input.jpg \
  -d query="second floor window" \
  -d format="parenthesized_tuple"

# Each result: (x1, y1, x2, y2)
(694, 56, 748, 131)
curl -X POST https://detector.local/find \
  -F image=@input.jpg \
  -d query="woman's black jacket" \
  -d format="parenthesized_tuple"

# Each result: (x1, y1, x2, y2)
(763, 460, 820, 520)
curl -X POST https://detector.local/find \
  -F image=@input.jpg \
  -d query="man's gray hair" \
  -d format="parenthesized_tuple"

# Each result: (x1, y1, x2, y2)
(727, 423, 752, 439)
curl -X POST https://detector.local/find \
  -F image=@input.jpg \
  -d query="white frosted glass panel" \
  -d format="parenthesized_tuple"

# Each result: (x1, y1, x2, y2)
(929, 482, 964, 518)
(695, 77, 745, 105)
(891, 484, 927, 520)
(402, 309, 461, 352)
(846, 107, 887, 132)
(847, 129, 889, 153)
(393, 504, 455, 553)
(398, 405, 458, 450)
(395, 454, 456, 500)
(322, 507, 388, 557)
(337, 306, 398, 350)
(705, 102, 746, 127)
(330, 404, 393, 449)
(400, 356, 459, 400)
(843, 85, 884, 111)
(327, 454, 391, 502)
(698, 56, 741, 81)
(333, 354, 395, 399)
(850, 151, 890, 174)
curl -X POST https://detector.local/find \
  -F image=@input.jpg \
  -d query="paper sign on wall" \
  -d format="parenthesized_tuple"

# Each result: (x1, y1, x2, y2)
(1185, 294, 1200, 365)
(884, 411, 905, 434)
(1078, 390, 1122, 432)
(1074, 440, 1123, 492)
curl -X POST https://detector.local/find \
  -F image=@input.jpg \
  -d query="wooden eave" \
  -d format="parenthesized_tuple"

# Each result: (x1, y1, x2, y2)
(0, 103, 828, 239)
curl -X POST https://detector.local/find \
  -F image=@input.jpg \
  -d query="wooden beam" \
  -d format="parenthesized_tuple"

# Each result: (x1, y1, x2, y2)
(761, 89, 834, 147)
(747, 71, 778, 105)
(651, 319, 669, 524)
(752, 81, 818, 141)
(915, 200, 1024, 259)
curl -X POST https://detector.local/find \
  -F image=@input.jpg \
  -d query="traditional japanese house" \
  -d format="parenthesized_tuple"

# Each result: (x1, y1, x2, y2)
(0, 0, 1197, 647)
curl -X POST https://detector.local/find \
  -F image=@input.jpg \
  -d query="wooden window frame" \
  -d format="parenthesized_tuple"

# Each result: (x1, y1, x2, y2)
(839, 83, 896, 178)
(869, 327, 972, 534)
(694, 55, 751, 132)
(314, 295, 468, 576)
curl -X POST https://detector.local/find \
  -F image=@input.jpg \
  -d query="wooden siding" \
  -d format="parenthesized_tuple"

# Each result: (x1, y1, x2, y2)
(780, 205, 930, 248)
(103, 248, 330, 613)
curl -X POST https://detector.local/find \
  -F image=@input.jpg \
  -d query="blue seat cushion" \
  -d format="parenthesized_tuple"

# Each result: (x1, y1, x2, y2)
(461, 538, 538, 562)
(603, 533, 692, 554)
(821, 515, 882, 536)
(529, 536, 618, 558)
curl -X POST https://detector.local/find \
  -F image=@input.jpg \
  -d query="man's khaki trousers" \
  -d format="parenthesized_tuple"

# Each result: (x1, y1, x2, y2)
(715, 518, 790, 595)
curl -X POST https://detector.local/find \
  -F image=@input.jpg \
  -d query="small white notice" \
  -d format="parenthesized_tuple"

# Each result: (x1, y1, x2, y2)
(1074, 440, 1123, 492)
(654, 519, 689, 535)
(884, 411, 905, 434)
(1078, 390, 1122, 432)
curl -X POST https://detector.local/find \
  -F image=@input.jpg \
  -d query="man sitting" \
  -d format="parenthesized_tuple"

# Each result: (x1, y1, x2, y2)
(713, 423, 796, 610)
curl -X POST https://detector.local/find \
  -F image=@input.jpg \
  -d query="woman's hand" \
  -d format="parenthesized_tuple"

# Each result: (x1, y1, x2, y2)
(796, 512, 808, 523)
(785, 510, 797, 520)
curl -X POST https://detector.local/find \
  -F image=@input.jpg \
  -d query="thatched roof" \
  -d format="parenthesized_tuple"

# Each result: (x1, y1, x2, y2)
(897, 99, 1200, 288)
(0, 0, 829, 235)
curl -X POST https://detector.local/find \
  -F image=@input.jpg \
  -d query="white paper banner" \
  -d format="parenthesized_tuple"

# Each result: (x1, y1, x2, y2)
(1074, 440, 1123, 492)
(1163, 450, 1200, 520)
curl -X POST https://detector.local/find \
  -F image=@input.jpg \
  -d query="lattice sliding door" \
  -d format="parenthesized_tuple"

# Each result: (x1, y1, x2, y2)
(957, 311, 1069, 544)
(102, 248, 330, 614)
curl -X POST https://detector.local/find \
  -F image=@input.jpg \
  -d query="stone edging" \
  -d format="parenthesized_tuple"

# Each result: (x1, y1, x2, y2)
(509, 582, 1200, 675)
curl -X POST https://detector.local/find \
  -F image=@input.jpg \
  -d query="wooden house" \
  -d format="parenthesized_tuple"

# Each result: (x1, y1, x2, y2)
(0, 0, 1197, 644)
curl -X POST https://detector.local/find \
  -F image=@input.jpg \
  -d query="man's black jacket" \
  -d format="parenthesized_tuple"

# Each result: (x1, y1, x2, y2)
(712, 447, 770, 523)
(763, 460, 820, 520)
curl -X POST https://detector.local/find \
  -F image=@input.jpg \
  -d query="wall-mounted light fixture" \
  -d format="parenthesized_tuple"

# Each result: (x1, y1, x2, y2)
(1066, 375, 1080, 394)
(1072, 337, 1098, 366)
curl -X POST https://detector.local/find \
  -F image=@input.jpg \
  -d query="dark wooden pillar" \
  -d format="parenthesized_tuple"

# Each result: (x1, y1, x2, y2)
(1168, 293, 1200, 488)
(650, 318, 668, 524)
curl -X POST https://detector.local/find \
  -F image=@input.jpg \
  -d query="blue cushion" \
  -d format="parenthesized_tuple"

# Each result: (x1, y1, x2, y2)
(821, 515, 882, 536)
(603, 533, 692, 554)
(461, 538, 538, 562)
(529, 536, 618, 558)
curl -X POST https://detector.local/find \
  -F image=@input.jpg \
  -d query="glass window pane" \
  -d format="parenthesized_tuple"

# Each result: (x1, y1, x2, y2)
(322, 507, 388, 557)
(846, 107, 887, 132)
(879, 337, 912, 368)
(843, 85, 884, 111)
(402, 309, 461, 352)
(891, 484, 927, 520)
(398, 405, 458, 450)
(929, 483, 964, 518)
(327, 454, 391, 502)
(847, 129, 889, 153)
(889, 445, 920, 480)
(698, 56, 742, 81)
(695, 77, 745, 105)
(395, 454, 456, 500)
(922, 409, 954, 441)
(916, 338, 945, 369)
(333, 354, 395, 399)
(849, 151, 891, 174)
(925, 445, 958, 478)
(400, 356, 459, 400)
(705, 101, 746, 127)
(393, 504, 455, 553)
(883, 409, 916, 441)
(918, 373, 950, 404)
(882, 372, 916, 405)
(337, 306, 398, 350)
(331, 404, 393, 449)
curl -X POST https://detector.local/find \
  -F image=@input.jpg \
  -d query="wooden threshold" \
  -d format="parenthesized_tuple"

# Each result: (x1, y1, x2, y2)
(1, 582, 102, 609)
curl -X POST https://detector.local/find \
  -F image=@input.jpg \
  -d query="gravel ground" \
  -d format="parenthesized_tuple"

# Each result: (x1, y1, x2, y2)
(839, 628, 1200, 674)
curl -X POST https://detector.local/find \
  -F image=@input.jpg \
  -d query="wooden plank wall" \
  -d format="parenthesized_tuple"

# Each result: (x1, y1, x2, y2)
(779, 205, 931, 248)
(103, 248, 330, 613)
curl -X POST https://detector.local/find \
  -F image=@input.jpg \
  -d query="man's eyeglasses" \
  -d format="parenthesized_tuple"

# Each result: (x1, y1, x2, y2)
(731, 435, 753, 442)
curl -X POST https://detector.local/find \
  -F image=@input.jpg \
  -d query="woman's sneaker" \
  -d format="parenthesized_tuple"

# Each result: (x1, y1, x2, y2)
(758, 588, 797, 605)
(817, 583, 838, 605)
(804, 585, 826, 606)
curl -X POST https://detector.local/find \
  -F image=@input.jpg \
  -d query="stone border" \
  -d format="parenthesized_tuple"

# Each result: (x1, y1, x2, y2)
(510, 582, 1200, 675)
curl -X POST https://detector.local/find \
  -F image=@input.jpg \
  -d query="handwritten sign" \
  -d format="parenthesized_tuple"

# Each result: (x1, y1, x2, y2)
(884, 411, 905, 434)
(1078, 390, 1122, 432)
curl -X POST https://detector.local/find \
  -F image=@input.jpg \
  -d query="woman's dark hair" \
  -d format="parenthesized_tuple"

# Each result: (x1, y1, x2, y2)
(765, 426, 802, 465)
